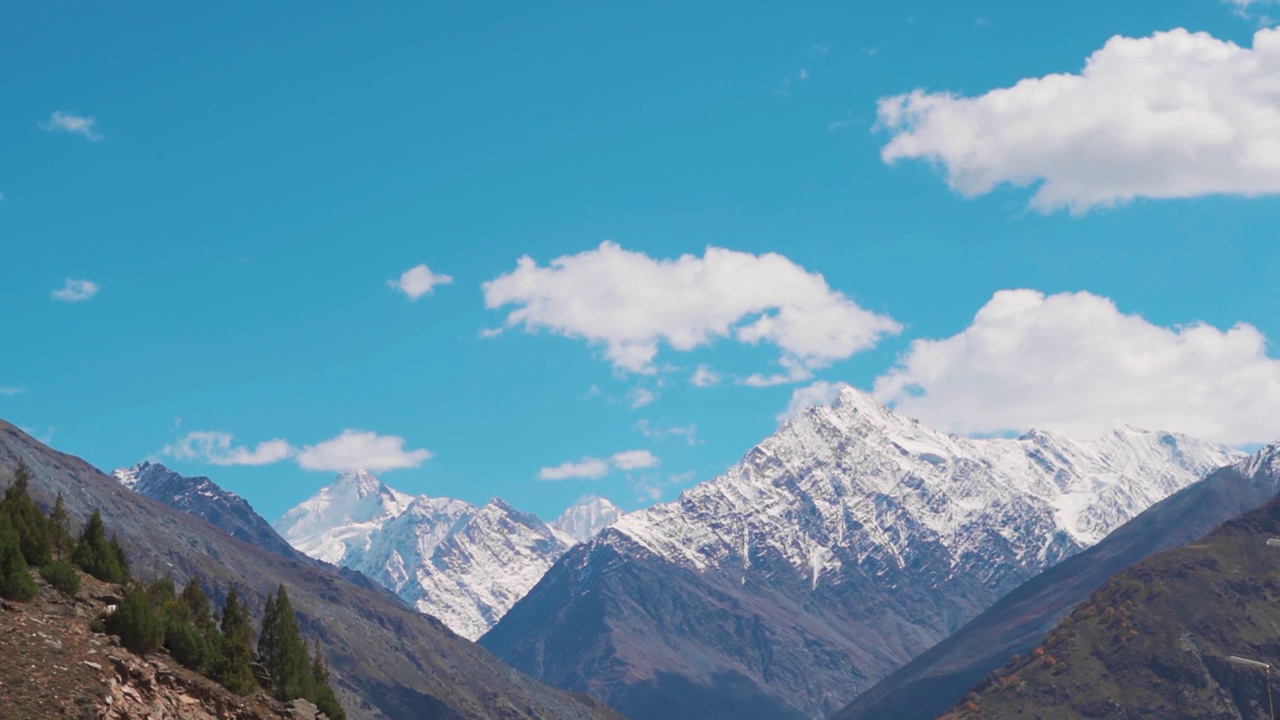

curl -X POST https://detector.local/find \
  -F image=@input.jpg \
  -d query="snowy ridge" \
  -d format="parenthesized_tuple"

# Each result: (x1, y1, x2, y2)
(612, 387, 1243, 589)
(275, 473, 622, 640)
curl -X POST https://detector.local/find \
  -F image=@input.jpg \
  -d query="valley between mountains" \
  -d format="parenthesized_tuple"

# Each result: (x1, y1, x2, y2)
(9, 387, 1278, 720)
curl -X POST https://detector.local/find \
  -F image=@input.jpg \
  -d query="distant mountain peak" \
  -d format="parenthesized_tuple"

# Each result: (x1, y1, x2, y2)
(551, 496, 625, 545)
(332, 468, 386, 497)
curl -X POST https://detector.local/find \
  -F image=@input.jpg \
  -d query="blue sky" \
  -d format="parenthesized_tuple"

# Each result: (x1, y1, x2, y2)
(3, 0, 1280, 522)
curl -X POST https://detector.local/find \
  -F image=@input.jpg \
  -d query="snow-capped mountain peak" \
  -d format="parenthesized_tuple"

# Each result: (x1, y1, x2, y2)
(275, 473, 622, 639)
(551, 497, 625, 545)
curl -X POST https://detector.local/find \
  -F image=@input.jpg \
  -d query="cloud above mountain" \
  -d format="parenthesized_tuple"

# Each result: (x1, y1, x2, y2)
(877, 28, 1280, 212)
(874, 289, 1280, 444)
(163, 429, 431, 471)
(483, 241, 899, 381)
(389, 263, 453, 300)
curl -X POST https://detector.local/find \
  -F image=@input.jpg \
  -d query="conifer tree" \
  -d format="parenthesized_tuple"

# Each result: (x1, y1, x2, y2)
(257, 584, 313, 701)
(71, 510, 129, 584)
(48, 493, 72, 561)
(2, 461, 53, 566)
(0, 513, 36, 601)
(217, 586, 257, 694)
(106, 585, 165, 654)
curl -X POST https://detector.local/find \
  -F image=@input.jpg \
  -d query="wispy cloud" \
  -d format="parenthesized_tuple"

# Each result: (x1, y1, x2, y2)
(51, 278, 100, 302)
(163, 431, 295, 467)
(0, 386, 25, 396)
(634, 419, 701, 445)
(163, 428, 431, 472)
(39, 111, 102, 141)
(537, 448, 661, 481)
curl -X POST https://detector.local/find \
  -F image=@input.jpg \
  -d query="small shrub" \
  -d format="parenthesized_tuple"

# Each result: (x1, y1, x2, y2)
(105, 587, 164, 654)
(40, 561, 80, 597)
(89, 617, 106, 633)
(166, 619, 215, 672)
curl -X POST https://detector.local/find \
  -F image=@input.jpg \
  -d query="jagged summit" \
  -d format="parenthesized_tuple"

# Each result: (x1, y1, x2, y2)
(485, 391, 1244, 720)
(550, 496, 625, 545)
(275, 471, 622, 640)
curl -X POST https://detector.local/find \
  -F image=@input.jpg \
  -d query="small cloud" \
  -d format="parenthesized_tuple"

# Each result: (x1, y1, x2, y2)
(690, 364, 721, 387)
(863, 46, 881, 58)
(974, 17, 992, 28)
(810, 42, 831, 56)
(634, 419, 701, 445)
(798, 69, 809, 81)
(610, 449, 660, 471)
(39, 111, 102, 141)
(0, 386, 24, 396)
(296, 429, 432, 472)
(779, 380, 848, 421)
(389, 263, 454, 300)
(51, 278, 99, 302)
(478, 327, 504, 339)
(629, 387, 656, 409)
(163, 431, 295, 467)
(538, 457, 611, 481)
(631, 470, 695, 503)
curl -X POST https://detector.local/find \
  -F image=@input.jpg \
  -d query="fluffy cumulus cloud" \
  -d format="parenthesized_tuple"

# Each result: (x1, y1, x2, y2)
(164, 429, 431, 471)
(40, 111, 102, 141)
(778, 380, 848, 421)
(537, 448, 661, 480)
(51, 278, 99, 302)
(389, 263, 453, 300)
(873, 290, 1280, 445)
(877, 28, 1280, 213)
(537, 457, 611, 481)
(483, 242, 899, 381)
(295, 430, 432, 472)
(163, 431, 295, 467)
(610, 449, 660, 470)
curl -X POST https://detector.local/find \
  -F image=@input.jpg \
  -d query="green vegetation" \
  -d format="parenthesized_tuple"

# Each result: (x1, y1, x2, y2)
(40, 560, 81, 596)
(257, 584, 346, 720)
(0, 461, 345, 718)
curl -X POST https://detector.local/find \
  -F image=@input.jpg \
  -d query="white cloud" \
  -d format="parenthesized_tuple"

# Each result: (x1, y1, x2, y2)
(39, 111, 102, 141)
(631, 470, 696, 503)
(51, 278, 99, 302)
(629, 388, 656, 409)
(483, 242, 899, 380)
(634, 419, 701, 445)
(0, 386, 24, 396)
(778, 380, 849, 421)
(610, 449, 660, 471)
(537, 457, 611, 481)
(690, 364, 721, 387)
(296, 430, 432, 472)
(873, 289, 1280, 445)
(877, 28, 1280, 213)
(163, 431, 295, 467)
(390, 263, 453, 300)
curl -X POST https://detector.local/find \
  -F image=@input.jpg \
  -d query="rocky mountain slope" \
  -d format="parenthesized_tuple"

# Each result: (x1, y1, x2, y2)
(481, 387, 1241, 720)
(1, 568, 321, 720)
(836, 442, 1280, 720)
(0, 419, 623, 720)
(114, 461, 305, 563)
(936, 445, 1280, 720)
(276, 472, 622, 640)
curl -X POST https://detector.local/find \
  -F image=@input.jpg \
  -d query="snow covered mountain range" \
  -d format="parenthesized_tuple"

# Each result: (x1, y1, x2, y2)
(274, 470, 622, 640)
(481, 387, 1245, 720)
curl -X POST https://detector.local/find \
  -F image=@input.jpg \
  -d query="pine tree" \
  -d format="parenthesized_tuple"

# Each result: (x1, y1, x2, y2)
(71, 510, 129, 584)
(48, 493, 72, 561)
(0, 513, 36, 601)
(310, 639, 346, 720)
(257, 584, 313, 701)
(217, 586, 257, 694)
(2, 461, 53, 567)
(105, 585, 165, 654)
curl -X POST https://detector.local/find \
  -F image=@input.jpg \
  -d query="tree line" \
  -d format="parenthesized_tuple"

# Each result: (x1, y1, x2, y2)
(0, 461, 344, 720)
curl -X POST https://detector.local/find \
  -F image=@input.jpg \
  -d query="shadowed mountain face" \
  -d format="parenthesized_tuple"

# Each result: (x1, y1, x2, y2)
(114, 461, 305, 562)
(930, 446, 1280, 720)
(481, 389, 1239, 720)
(835, 443, 1280, 720)
(0, 420, 623, 720)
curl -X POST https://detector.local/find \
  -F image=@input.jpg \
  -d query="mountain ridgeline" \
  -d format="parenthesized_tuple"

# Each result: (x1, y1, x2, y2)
(836, 441, 1280, 720)
(934, 446, 1280, 720)
(480, 388, 1241, 720)
(0, 419, 623, 720)
(273, 470, 623, 640)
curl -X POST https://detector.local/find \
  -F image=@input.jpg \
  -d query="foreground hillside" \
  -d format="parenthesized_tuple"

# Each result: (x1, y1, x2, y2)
(0, 420, 623, 720)
(482, 388, 1237, 720)
(1, 568, 319, 720)
(837, 442, 1280, 720)
(939, 449, 1280, 719)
